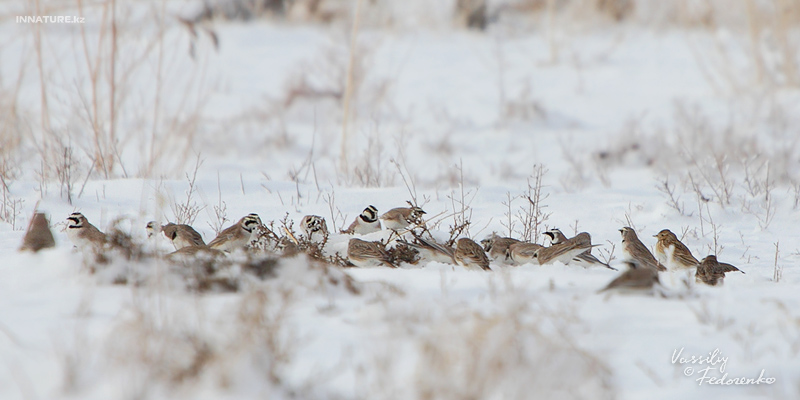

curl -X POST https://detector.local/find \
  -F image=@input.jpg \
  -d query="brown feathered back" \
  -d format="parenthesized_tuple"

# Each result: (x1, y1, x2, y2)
(19, 212, 56, 252)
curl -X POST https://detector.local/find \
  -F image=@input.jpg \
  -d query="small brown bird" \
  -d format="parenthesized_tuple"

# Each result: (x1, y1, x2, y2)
(347, 238, 395, 268)
(619, 227, 667, 271)
(534, 232, 593, 265)
(404, 236, 456, 264)
(696, 255, 744, 286)
(19, 212, 56, 252)
(564, 231, 616, 270)
(654, 229, 699, 270)
(147, 221, 205, 250)
(506, 242, 544, 265)
(380, 206, 426, 231)
(300, 215, 328, 242)
(208, 213, 262, 252)
(342, 205, 382, 235)
(599, 260, 660, 293)
(454, 238, 491, 271)
(480, 234, 521, 263)
(66, 212, 107, 249)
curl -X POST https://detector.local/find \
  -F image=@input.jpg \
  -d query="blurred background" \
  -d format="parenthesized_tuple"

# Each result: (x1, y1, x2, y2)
(1, 0, 800, 212)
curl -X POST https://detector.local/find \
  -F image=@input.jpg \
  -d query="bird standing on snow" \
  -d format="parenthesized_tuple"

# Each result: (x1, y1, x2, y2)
(506, 242, 544, 265)
(66, 212, 107, 250)
(599, 260, 660, 293)
(403, 236, 456, 264)
(455, 238, 491, 271)
(481, 234, 521, 264)
(147, 221, 205, 250)
(619, 227, 667, 271)
(342, 205, 382, 235)
(208, 213, 262, 252)
(347, 238, 395, 268)
(300, 215, 328, 242)
(695, 255, 744, 286)
(534, 232, 593, 265)
(19, 212, 56, 252)
(654, 229, 699, 271)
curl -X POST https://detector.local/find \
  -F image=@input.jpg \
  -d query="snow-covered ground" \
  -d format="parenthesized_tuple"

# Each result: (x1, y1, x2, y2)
(2, 1, 800, 398)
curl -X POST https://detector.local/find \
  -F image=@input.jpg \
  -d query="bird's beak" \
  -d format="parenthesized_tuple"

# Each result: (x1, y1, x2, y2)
(653, 234, 657, 237)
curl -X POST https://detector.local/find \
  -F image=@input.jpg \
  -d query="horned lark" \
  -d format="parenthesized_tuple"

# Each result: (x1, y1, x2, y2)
(619, 227, 666, 271)
(208, 213, 262, 252)
(696, 255, 744, 286)
(19, 212, 56, 252)
(145, 221, 158, 238)
(404, 236, 456, 264)
(543, 228, 568, 245)
(599, 260, 660, 293)
(455, 238, 491, 271)
(300, 215, 328, 242)
(563, 232, 616, 270)
(147, 221, 205, 250)
(654, 229, 699, 270)
(506, 242, 544, 265)
(66, 212, 107, 249)
(534, 233, 593, 265)
(342, 205, 381, 235)
(380, 206, 426, 231)
(347, 238, 395, 268)
(480, 234, 521, 263)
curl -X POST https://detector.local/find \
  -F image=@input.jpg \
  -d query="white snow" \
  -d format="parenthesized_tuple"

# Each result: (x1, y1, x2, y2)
(2, 0, 800, 398)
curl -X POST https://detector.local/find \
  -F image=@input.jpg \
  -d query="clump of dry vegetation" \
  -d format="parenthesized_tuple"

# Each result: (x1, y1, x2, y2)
(500, 164, 551, 243)
(359, 284, 615, 399)
(597, 102, 797, 231)
(77, 277, 357, 399)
